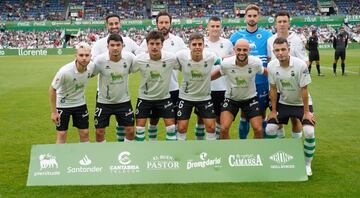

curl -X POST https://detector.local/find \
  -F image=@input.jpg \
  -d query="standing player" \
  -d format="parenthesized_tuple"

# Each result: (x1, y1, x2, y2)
(266, 37, 316, 176)
(229, 4, 272, 139)
(333, 26, 348, 76)
(176, 33, 220, 141)
(139, 11, 187, 141)
(307, 30, 324, 76)
(92, 34, 135, 142)
(212, 39, 265, 139)
(267, 11, 309, 138)
(194, 16, 233, 140)
(49, 43, 94, 144)
(132, 30, 179, 141)
(91, 14, 140, 142)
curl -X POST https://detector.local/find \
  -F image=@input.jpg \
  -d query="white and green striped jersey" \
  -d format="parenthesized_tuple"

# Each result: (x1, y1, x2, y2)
(268, 56, 313, 106)
(92, 51, 135, 104)
(132, 51, 180, 100)
(51, 61, 94, 108)
(139, 33, 187, 92)
(177, 49, 221, 101)
(204, 37, 233, 91)
(220, 56, 264, 101)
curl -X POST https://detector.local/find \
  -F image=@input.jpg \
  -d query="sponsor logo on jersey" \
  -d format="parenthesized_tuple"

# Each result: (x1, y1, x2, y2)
(280, 79, 292, 88)
(150, 70, 161, 79)
(235, 77, 248, 87)
(75, 84, 84, 91)
(110, 72, 123, 81)
(191, 70, 203, 78)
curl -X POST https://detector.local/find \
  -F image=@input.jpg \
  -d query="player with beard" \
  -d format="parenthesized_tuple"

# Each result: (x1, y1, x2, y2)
(91, 14, 140, 142)
(49, 43, 94, 144)
(139, 11, 186, 141)
(230, 4, 272, 139)
(212, 39, 266, 139)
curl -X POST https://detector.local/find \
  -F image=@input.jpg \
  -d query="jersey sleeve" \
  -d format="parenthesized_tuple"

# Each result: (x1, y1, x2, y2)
(267, 37, 274, 59)
(229, 32, 240, 46)
(136, 39, 148, 55)
(293, 38, 309, 61)
(127, 53, 136, 74)
(177, 37, 187, 50)
(91, 42, 102, 60)
(51, 70, 64, 90)
(130, 57, 140, 73)
(299, 62, 312, 88)
(92, 58, 101, 76)
(267, 63, 276, 85)
(255, 58, 265, 74)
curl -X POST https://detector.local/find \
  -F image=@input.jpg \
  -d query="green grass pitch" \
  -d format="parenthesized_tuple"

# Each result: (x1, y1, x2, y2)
(0, 48, 359, 197)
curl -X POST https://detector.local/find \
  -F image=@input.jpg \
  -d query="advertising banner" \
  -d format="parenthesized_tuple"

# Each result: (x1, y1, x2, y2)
(27, 139, 308, 186)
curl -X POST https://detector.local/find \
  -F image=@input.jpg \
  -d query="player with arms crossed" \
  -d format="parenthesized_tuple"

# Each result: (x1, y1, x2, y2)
(49, 43, 94, 144)
(132, 30, 180, 141)
(266, 37, 316, 176)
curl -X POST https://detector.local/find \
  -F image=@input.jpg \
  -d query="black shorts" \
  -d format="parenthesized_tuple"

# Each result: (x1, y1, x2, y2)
(136, 98, 175, 119)
(94, 101, 134, 128)
(267, 103, 315, 126)
(150, 90, 179, 119)
(177, 99, 216, 120)
(56, 105, 89, 131)
(211, 91, 225, 117)
(221, 97, 262, 120)
(309, 50, 320, 62)
(334, 50, 346, 60)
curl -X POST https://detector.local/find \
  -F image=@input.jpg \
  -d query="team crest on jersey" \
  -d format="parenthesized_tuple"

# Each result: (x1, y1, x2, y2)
(87, 73, 91, 78)
(220, 43, 224, 48)
(187, 63, 191, 67)
(231, 69, 236, 73)
(105, 65, 111, 69)
(276, 71, 280, 76)
(291, 71, 295, 77)
(146, 64, 150, 68)
(123, 62, 127, 68)
(204, 61, 208, 67)
(205, 44, 209, 48)
(256, 33, 262, 39)
(171, 41, 174, 46)
(162, 61, 166, 67)
(248, 68, 252, 74)
(73, 78, 77, 81)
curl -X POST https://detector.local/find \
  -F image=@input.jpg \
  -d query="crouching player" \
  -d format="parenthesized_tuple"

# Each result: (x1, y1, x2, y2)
(267, 37, 316, 176)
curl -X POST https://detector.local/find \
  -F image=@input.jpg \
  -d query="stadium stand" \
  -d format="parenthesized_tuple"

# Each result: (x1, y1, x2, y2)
(0, 0, 359, 49)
